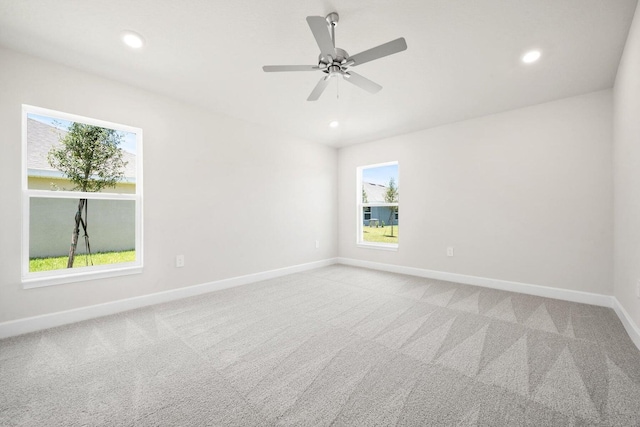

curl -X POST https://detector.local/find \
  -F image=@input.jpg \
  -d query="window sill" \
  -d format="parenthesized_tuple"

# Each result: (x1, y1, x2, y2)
(357, 242, 399, 252)
(22, 264, 143, 289)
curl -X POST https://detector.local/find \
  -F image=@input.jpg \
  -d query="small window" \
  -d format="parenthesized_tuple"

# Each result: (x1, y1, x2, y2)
(357, 162, 399, 250)
(364, 206, 372, 222)
(22, 105, 143, 288)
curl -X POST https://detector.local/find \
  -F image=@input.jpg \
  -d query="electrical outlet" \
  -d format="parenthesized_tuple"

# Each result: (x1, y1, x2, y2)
(315, 240, 320, 249)
(447, 247, 454, 257)
(176, 255, 185, 268)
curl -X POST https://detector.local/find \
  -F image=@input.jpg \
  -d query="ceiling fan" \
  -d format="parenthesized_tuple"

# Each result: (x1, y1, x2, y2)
(262, 12, 407, 101)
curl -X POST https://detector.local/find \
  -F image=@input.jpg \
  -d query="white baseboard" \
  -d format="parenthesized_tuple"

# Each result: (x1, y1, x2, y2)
(3, 256, 639, 352)
(611, 298, 640, 351)
(337, 257, 640, 350)
(337, 257, 613, 307)
(0, 258, 338, 340)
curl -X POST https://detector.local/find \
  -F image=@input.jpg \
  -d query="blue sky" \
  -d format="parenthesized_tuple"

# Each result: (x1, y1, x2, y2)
(362, 164, 399, 187)
(28, 113, 137, 154)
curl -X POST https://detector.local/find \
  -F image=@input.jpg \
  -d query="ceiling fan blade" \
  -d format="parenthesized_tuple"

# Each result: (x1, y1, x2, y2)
(349, 37, 407, 66)
(307, 76, 331, 101)
(306, 16, 336, 59)
(343, 71, 382, 94)
(263, 65, 319, 72)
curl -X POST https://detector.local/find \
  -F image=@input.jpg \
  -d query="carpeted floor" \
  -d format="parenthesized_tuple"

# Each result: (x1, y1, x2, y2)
(1, 265, 639, 426)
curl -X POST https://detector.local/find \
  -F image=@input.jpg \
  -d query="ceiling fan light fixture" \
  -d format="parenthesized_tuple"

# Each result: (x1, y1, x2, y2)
(522, 50, 541, 64)
(122, 31, 145, 49)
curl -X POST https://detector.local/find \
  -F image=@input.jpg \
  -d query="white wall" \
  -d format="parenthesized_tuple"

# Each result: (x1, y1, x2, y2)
(0, 47, 337, 323)
(0, 41, 627, 329)
(338, 90, 613, 295)
(614, 4, 640, 329)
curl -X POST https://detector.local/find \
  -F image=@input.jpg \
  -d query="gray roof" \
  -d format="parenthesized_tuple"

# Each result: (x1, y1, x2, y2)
(363, 182, 394, 203)
(27, 118, 136, 180)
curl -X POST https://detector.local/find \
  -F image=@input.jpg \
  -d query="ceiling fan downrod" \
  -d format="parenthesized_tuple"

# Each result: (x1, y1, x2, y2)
(326, 12, 339, 48)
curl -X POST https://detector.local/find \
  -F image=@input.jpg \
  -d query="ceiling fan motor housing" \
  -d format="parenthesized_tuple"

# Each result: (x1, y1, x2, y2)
(319, 47, 349, 74)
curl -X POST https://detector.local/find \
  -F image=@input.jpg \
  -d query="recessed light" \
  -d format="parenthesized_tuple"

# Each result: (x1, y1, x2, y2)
(329, 121, 339, 128)
(122, 31, 144, 49)
(522, 50, 541, 64)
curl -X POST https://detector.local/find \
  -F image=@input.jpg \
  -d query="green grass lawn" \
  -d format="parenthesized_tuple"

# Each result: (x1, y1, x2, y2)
(30, 250, 136, 272)
(363, 225, 399, 244)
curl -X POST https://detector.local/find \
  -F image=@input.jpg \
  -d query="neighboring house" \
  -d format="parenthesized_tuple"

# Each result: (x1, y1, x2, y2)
(362, 182, 399, 227)
(27, 118, 137, 258)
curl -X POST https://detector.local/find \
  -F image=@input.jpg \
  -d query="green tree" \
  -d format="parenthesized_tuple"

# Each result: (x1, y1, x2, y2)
(47, 123, 127, 268)
(384, 177, 399, 237)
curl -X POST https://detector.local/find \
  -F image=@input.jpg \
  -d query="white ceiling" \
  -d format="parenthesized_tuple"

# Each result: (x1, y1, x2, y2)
(0, 0, 637, 147)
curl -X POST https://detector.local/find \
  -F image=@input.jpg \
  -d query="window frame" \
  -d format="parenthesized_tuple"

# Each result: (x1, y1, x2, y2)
(356, 161, 399, 251)
(21, 105, 143, 288)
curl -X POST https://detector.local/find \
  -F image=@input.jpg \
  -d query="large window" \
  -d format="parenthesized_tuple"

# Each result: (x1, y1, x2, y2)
(22, 105, 143, 288)
(357, 162, 399, 249)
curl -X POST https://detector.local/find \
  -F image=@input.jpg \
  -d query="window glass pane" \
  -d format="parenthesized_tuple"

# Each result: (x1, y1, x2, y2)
(361, 206, 399, 244)
(26, 113, 137, 194)
(362, 164, 399, 204)
(29, 197, 136, 272)
(360, 162, 399, 245)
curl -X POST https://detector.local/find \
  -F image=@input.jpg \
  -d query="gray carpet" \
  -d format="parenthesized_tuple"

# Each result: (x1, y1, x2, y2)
(1, 265, 640, 426)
